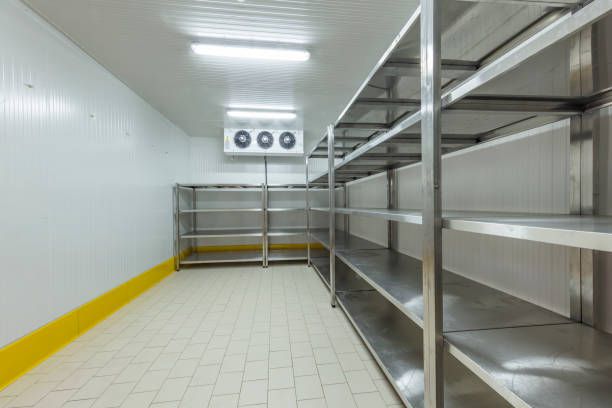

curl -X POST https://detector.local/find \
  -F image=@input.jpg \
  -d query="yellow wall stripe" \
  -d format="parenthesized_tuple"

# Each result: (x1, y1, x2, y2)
(0, 256, 176, 391)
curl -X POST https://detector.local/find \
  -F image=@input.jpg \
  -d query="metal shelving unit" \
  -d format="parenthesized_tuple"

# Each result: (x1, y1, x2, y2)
(174, 183, 321, 268)
(174, 183, 266, 267)
(305, 1, 612, 407)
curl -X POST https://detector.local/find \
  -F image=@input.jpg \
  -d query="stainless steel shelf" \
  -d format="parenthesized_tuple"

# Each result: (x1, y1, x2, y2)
(180, 251, 263, 265)
(268, 227, 307, 236)
(268, 248, 307, 262)
(180, 228, 263, 239)
(335, 248, 570, 332)
(446, 323, 612, 408)
(337, 291, 514, 408)
(177, 183, 262, 189)
(267, 208, 306, 212)
(180, 208, 262, 213)
(320, 207, 612, 252)
(309, 229, 385, 251)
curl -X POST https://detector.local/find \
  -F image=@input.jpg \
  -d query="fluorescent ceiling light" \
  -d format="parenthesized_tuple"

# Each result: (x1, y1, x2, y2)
(191, 43, 310, 62)
(227, 110, 297, 120)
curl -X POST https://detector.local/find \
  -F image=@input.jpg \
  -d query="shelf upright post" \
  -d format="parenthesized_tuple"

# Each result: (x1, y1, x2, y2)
(343, 185, 350, 234)
(387, 169, 398, 249)
(174, 184, 180, 271)
(305, 156, 312, 266)
(327, 125, 337, 308)
(421, 0, 443, 405)
(263, 182, 269, 268)
(568, 28, 595, 325)
(192, 187, 197, 257)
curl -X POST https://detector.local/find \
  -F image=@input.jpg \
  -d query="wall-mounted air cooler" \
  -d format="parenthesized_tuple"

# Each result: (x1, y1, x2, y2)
(224, 129, 304, 156)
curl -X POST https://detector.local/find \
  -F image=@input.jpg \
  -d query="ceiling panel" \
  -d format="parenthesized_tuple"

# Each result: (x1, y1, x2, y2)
(23, 0, 419, 147)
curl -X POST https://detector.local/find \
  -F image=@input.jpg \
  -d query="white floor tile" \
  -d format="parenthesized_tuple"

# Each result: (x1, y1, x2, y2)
(353, 391, 387, 408)
(268, 388, 297, 408)
(322, 383, 357, 408)
(294, 375, 323, 400)
(90, 382, 134, 408)
(317, 364, 346, 385)
(238, 380, 267, 406)
(119, 391, 156, 408)
(268, 367, 294, 390)
(292, 357, 317, 377)
(178, 385, 213, 408)
(153, 376, 190, 403)
(190, 365, 220, 386)
(244, 361, 268, 381)
(212, 372, 243, 396)
(32, 390, 75, 408)
(208, 394, 238, 408)
(297, 398, 327, 408)
(133, 370, 169, 393)
(69, 376, 114, 401)
(345, 370, 377, 394)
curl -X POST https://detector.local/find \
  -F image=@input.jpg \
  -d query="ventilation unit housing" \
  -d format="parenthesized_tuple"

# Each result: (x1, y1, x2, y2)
(224, 129, 303, 156)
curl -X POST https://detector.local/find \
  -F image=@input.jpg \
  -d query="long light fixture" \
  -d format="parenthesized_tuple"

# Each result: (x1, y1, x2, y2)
(191, 43, 310, 62)
(227, 110, 297, 120)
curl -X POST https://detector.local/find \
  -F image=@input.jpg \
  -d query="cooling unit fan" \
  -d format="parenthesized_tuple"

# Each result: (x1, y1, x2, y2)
(279, 131, 296, 150)
(233, 130, 252, 149)
(257, 131, 274, 149)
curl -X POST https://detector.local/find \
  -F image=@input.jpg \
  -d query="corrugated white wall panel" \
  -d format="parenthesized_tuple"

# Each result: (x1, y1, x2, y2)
(348, 122, 572, 315)
(0, 0, 190, 347)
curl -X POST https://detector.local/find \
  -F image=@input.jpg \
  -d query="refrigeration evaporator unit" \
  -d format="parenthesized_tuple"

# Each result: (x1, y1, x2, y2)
(224, 129, 304, 156)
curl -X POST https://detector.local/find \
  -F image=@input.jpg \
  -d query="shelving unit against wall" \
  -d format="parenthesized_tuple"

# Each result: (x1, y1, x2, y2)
(174, 184, 266, 268)
(173, 183, 328, 268)
(306, 1, 612, 407)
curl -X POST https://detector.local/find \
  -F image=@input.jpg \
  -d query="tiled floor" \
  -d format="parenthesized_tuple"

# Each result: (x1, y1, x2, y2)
(0, 264, 403, 408)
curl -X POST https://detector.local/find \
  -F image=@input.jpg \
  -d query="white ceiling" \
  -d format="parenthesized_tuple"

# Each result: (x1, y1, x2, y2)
(23, 0, 418, 146)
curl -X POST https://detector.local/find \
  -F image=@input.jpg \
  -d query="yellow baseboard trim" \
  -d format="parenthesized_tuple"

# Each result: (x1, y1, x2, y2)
(195, 242, 324, 252)
(0, 256, 177, 391)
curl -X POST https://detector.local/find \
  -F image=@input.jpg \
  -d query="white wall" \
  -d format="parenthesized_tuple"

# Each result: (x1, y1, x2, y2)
(347, 121, 572, 315)
(0, 1, 190, 347)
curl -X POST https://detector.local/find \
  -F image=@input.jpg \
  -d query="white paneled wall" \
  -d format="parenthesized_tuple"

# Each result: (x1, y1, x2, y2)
(347, 122, 572, 315)
(0, 1, 190, 347)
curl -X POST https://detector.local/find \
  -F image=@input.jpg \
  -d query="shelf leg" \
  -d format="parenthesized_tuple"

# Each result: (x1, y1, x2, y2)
(421, 0, 444, 405)
(327, 124, 337, 308)
(306, 156, 312, 266)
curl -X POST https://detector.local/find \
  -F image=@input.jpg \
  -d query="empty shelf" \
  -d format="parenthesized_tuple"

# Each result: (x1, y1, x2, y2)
(337, 291, 513, 408)
(336, 248, 570, 332)
(325, 207, 612, 252)
(180, 251, 262, 264)
(267, 208, 306, 212)
(446, 324, 612, 408)
(180, 228, 263, 238)
(309, 229, 385, 251)
(180, 208, 262, 213)
(268, 248, 307, 261)
(268, 227, 306, 236)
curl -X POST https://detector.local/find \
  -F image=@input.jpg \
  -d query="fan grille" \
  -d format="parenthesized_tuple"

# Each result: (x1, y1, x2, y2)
(233, 130, 251, 149)
(279, 132, 296, 149)
(257, 131, 274, 149)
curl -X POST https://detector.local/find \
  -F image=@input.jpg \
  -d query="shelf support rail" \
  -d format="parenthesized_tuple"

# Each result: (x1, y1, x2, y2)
(327, 124, 337, 308)
(421, 0, 444, 405)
